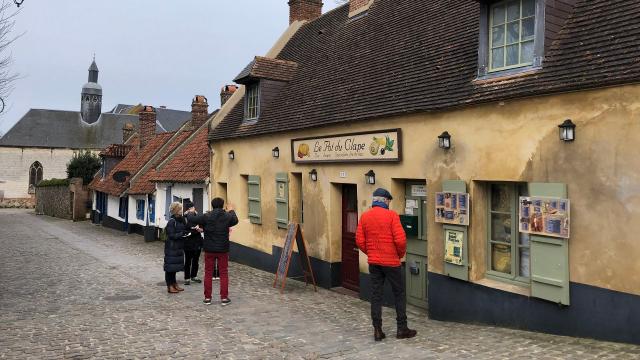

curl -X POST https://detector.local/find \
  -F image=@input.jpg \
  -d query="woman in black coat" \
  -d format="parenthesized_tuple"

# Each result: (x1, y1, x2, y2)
(165, 202, 188, 294)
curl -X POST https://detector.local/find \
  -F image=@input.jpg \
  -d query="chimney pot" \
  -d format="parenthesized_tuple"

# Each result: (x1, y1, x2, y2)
(220, 85, 238, 107)
(139, 105, 156, 148)
(190, 95, 209, 130)
(288, 0, 322, 25)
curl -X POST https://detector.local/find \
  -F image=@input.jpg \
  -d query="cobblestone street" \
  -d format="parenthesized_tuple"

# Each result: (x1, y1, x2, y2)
(0, 209, 638, 359)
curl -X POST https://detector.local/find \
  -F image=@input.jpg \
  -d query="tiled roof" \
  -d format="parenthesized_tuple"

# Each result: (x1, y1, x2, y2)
(127, 131, 192, 195)
(99, 144, 132, 158)
(210, 0, 640, 140)
(151, 123, 210, 184)
(234, 56, 299, 83)
(89, 132, 175, 196)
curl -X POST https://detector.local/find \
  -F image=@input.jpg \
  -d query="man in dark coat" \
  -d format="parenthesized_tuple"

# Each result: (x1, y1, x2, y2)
(189, 197, 238, 305)
(165, 202, 188, 294)
(183, 200, 203, 285)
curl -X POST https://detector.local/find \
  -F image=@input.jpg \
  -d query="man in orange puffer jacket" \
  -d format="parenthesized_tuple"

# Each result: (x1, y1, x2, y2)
(356, 188, 417, 341)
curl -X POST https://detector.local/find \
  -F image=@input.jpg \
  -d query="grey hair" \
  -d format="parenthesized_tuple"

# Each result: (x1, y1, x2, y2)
(169, 202, 183, 216)
(373, 196, 389, 203)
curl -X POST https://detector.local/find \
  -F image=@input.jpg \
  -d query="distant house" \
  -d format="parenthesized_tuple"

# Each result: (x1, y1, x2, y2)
(0, 59, 191, 202)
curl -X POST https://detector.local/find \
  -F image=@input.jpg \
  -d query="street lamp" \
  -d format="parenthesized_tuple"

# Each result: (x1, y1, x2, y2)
(438, 131, 451, 149)
(14, 0, 24, 7)
(558, 119, 576, 142)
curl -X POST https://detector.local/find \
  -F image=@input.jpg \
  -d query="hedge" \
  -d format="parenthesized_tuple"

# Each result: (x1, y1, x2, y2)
(37, 178, 70, 187)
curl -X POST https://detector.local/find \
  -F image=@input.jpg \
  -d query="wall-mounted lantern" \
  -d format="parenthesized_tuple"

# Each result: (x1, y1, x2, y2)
(558, 119, 576, 142)
(438, 131, 451, 149)
(272, 147, 280, 158)
(365, 170, 376, 185)
(309, 169, 318, 182)
(228, 150, 235, 160)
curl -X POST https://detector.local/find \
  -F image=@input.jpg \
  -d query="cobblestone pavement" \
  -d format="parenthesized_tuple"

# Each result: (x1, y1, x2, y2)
(1, 209, 639, 359)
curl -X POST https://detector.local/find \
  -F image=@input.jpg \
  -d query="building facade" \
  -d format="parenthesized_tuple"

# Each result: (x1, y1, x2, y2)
(207, 0, 640, 344)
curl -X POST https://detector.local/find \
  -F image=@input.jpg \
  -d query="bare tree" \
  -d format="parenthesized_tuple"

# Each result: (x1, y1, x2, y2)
(0, 0, 21, 114)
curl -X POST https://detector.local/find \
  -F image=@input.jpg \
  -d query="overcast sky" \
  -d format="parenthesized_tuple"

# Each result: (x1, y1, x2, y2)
(0, 0, 343, 134)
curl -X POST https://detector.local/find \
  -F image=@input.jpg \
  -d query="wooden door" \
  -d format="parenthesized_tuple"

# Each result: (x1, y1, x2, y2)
(341, 184, 359, 291)
(192, 188, 204, 214)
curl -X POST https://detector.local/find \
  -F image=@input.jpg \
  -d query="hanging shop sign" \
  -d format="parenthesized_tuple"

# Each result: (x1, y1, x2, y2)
(519, 196, 570, 239)
(291, 129, 401, 163)
(444, 229, 464, 265)
(435, 192, 470, 226)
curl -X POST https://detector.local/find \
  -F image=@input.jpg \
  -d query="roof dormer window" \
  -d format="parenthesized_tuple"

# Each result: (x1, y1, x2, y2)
(478, 0, 544, 78)
(244, 82, 260, 121)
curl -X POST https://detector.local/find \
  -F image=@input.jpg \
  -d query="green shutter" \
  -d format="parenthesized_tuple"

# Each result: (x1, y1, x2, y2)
(275, 173, 289, 229)
(443, 180, 469, 281)
(248, 175, 261, 224)
(528, 183, 570, 305)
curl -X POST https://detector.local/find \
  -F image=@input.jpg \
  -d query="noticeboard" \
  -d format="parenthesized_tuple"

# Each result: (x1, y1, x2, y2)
(519, 196, 570, 239)
(435, 192, 470, 226)
(273, 223, 317, 293)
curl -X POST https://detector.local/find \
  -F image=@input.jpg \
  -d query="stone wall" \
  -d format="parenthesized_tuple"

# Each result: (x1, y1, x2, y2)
(36, 185, 72, 220)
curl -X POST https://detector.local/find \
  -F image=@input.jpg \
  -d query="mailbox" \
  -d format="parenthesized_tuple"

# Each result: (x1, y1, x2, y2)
(400, 215, 419, 237)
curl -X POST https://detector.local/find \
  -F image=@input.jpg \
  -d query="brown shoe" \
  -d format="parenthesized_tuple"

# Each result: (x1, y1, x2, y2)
(167, 285, 179, 294)
(173, 284, 184, 291)
(374, 326, 386, 341)
(396, 328, 417, 339)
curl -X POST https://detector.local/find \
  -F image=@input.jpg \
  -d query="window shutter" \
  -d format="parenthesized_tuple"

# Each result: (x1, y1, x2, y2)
(443, 180, 469, 281)
(248, 175, 262, 224)
(528, 183, 570, 305)
(275, 173, 289, 229)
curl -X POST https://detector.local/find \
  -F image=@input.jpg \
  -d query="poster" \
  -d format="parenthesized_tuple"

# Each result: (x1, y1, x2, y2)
(444, 229, 464, 265)
(519, 196, 570, 239)
(435, 192, 470, 226)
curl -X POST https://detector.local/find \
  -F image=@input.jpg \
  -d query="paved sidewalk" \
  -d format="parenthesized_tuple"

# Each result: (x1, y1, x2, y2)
(0, 209, 638, 359)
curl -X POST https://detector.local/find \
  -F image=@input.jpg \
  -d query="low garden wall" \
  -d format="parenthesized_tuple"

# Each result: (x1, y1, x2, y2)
(35, 178, 90, 221)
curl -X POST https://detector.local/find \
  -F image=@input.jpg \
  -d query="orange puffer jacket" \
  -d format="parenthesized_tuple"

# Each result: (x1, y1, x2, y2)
(356, 206, 407, 267)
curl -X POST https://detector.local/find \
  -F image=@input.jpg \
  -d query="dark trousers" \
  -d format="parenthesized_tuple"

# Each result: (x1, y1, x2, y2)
(165, 271, 176, 286)
(369, 264, 407, 329)
(184, 249, 201, 280)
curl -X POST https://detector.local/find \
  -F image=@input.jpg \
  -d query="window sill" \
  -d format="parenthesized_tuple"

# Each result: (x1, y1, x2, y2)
(474, 67, 541, 85)
(472, 277, 530, 297)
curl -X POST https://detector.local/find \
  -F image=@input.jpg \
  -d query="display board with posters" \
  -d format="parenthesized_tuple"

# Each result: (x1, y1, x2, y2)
(444, 229, 464, 265)
(435, 192, 470, 226)
(519, 196, 570, 239)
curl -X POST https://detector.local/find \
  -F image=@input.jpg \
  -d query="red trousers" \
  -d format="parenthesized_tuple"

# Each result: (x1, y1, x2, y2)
(204, 252, 228, 300)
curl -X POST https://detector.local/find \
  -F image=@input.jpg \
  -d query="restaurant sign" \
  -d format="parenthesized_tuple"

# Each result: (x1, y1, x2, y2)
(291, 129, 401, 163)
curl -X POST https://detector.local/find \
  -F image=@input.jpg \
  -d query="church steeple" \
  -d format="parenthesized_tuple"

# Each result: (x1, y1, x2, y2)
(81, 56, 103, 124)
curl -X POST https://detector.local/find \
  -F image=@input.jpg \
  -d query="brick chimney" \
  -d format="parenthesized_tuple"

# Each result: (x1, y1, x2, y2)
(220, 85, 238, 107)
(138, 105, 156, 148)
(191, 95, 209, 130)
(122, 122, 134, 143)
(349, 0, 373, 17)
(288, 0, 322, 25)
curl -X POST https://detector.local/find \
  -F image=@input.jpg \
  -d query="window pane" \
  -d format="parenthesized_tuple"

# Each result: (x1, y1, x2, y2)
(506, 44, 519, 66)
(521, 40, 534, 63)
(522, 0, 535, 17)
(491, 244, 512, 274)
(491, 213, 512, 242)
(491, 184, 512, 212)
(519, 247, 530, 277)
(506, 21, 520, 44)
(507, 1, 520, 22)
(492, 4, 505, 25)
(491, 48, 504, 69)
(491, 26, 505, 47)
(522, 17, 535, 40)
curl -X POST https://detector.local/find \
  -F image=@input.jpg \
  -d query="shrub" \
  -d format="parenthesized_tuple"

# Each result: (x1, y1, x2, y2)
(67, 151, 101, 184)
(37, 178, 70, 187)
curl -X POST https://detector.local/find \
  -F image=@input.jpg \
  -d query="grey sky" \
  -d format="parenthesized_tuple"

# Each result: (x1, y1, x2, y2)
(0, 0, 342, 134)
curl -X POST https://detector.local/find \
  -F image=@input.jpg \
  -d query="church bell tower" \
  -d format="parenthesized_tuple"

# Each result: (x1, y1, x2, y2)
(81, 56, 103, 124)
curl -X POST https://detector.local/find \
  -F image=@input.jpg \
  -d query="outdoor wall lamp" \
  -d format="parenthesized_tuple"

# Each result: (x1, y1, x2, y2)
(228, 150, 235, 160)
(558, 119, 576, 142)
(438, 131, 451, 149)
(309, 169, 318, 182)
(365, 170, 376, 185)
(272, 147, 280, 158)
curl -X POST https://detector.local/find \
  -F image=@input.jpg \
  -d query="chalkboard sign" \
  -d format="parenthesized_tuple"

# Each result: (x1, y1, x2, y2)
(273, 223, 317, 293)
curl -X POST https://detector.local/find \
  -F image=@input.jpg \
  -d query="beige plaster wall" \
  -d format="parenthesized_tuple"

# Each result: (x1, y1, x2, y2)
(210, 84, 640, 296)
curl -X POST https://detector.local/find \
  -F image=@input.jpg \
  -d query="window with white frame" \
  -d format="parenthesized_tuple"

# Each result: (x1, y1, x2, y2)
(489, 0, 536, 72)
(28, 161, 43, 193)
(244, 83, 259, 120)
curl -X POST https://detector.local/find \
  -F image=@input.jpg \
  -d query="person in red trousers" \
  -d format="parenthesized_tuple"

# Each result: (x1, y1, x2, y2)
(189, 198, 238, 306)
(356, 188, 417, 341)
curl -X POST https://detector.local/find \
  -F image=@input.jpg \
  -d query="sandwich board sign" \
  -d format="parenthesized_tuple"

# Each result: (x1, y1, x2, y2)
(273, 223, 317, 293)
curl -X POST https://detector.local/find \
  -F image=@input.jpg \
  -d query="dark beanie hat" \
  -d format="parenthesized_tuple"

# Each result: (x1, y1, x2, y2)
(373, 188, 393, 200)
(183, 200, 195, 210)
